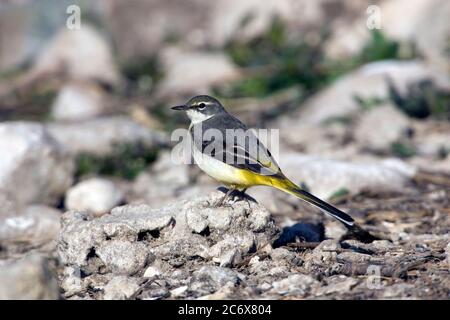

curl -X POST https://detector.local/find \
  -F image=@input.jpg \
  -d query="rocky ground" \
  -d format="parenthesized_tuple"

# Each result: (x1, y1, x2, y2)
(0, 0, 449, 300)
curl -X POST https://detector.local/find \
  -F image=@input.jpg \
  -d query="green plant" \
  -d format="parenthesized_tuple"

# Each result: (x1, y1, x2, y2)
(120, 56, 163, 95)
(329, 188, 350, 201)
(76, 142, 159, 180)
(437, 146, 449, 159)
(389, 79, 450, 120)
(221, 18, 417, 100)
(391, 141, 416, 159)
(354, 95, 387, 111)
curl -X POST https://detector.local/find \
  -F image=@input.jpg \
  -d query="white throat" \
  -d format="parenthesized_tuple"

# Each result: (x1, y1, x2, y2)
(187, 109, 214, 124)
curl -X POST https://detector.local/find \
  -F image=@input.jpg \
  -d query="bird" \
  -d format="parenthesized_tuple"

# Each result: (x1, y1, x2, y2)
(172, 95, 355, 228)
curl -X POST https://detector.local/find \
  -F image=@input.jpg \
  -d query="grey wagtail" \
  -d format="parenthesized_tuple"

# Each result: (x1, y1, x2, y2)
(172, 95, 355, 227)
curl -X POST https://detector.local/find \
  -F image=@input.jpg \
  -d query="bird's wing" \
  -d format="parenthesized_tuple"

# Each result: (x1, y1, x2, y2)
(191, 114, 283, 177)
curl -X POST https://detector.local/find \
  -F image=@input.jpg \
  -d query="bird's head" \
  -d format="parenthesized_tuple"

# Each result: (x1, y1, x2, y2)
(171, 95, 226, 123)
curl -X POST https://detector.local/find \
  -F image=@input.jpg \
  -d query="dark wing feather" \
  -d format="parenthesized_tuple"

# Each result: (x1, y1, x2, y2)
(190, 114, 282, 177)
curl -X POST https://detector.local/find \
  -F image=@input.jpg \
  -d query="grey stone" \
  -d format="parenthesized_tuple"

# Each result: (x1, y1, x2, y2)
(46, 116, 167, 156)
(158, 48, 240, 96)
(280, 61, 450, 126)
(207, 207, 232, 229)
(65, 178, 124, 215)
(270, 274, 319, 296)
(96, 240, 153, 275)
(270, 248, 301, 266)
(0, 122, 74, 207)
(314, 276, 359, 296)
(51, 82, 107, 121)
(186, 210, 209, 234)
(129, 151, 214, 208)
(216, 248, 243, 268)
(382, 283, 416, 299)
(192, 266, 241, 289)
(276, 153, 416, 199)
(209, 232, 255, 267)
(0, 205, 61, 250)
(354, 104, 411, 151)
(326, 0, 450, 71)
(337, 252, 372, 264)
(57, 191, 277, 297)
(305, 240, 341, 267)
(60, 266, 86, 298)
(31, 25, 120, 86)
(139, 287, 170, 300)
(170, 285, 188, 298)
(0, 254, 59, 300)
(103, 276, 141, 300)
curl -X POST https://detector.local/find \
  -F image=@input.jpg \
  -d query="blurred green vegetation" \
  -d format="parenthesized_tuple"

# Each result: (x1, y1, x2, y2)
(329, 187, 350, 201)
(322, 115, 353, 125)
(389, 79, 450, 120)
(219, 18, 417, 99)
(390, 141, 416, 159)
(120, 56, 163, 95)
(437, 146, 449, 159)
(76, 142, 158, 180)
(354, 95, 387, 111)
(0, 85, 56, 122)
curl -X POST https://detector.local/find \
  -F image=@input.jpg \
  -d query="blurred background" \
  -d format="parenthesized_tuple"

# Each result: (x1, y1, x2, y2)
(0, 0, 449, 268)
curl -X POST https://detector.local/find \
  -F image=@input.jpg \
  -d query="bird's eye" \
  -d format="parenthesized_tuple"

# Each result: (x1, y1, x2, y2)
(197, 103, 206, 110)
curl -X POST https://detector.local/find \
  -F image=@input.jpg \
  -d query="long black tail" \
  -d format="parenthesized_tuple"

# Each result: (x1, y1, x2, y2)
(274, 178, 355, 227)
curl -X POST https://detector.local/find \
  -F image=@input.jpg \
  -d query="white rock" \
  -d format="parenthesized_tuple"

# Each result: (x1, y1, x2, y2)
(193, 266, 240, 287)
(60, 266, 85, 297)
(186, 210, 209, 234)
(271, 274, 318, 296)
(0, 205, 61, 248)
(414, 0, 450, 71)
(32, 25, 120, 86)
(101, 0, 214, 57)
(143, 266, 161, 278)
(279, 153, 416, 199)
(0, 6, 28, 72)
(275, 120, 349, 155)
(158, 47, 240, 96)
(337, 252, 372, 264)
(65, 178, 124, 215)
(96, 240, 151, 275)
(326, 0, 450, 71)
(284, 61, 450, 125)
(0, 122, 74, 207)
(46, 116, 167, 156)
(103, 0, 366, 52)
(208, 0, 308, 46)
(58, 191, 276, 278)
(0, 192, 20, 219)
(306, 240, 341, 266)
(130, 150, 216, 208)
(354, 104, 410, 150)
(209, 232, 254, 265)
(103, 276, 140, 300)
(314, 276, 359, 296)
(0, 254, 59, 300)
(51, 83, 106, 121)
(412, 121, 450, 157)
(170, 285, 188, 298)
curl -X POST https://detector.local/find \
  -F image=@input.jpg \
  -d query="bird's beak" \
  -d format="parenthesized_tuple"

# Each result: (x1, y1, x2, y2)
(171, 104, 189, 111)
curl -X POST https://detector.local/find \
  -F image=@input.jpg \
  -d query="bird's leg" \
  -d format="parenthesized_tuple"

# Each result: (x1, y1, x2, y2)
(215, 186, 235, 207)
